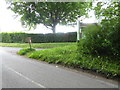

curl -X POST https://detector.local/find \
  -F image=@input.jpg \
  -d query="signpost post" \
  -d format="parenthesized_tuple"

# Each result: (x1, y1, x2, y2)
(77, 16, 82, 42)
(27, 37, 32, 49)
(68, 16, 88, 42)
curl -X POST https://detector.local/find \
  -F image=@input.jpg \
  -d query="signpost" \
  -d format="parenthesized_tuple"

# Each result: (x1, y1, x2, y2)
(27, 37, 32, 49)
(77, 19, 80, 42)
(67, 21, 81, 42)
(68, 16, 97, 42)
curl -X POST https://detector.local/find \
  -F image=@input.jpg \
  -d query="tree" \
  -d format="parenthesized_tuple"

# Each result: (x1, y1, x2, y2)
(9, 2, 91, 33)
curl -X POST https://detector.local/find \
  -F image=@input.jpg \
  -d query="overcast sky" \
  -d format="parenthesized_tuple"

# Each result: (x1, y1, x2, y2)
(0, 1, 97, 34)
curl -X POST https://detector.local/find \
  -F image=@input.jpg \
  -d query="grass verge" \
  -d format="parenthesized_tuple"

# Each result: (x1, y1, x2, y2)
(17, 48, 35, 55)
(0, 42, 76, 48)
(19, 45, 120, 79)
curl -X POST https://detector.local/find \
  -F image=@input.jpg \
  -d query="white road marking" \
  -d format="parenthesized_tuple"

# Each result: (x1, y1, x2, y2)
(4, 65, 46, 88)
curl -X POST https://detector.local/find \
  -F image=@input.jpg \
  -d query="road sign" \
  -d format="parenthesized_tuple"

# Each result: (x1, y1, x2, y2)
(26, 37, 32, 43)
(28, 37, 32, 43)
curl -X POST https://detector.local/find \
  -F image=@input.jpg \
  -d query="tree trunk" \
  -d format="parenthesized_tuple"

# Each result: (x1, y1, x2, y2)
(52, 24, 56, 34)
(51, 24, 57, 42)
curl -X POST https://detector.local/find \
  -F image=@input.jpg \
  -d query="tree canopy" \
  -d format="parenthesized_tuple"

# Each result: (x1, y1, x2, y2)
(9, 2, 91, 33)
(94, 1, 119, 25)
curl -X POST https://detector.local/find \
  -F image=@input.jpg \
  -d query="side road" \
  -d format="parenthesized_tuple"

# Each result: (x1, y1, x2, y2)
(1, 47, 44, 53)
(1, 47, 119, 88)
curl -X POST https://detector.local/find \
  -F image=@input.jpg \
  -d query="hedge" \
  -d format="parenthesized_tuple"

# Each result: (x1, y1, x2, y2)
(0, 32, 77, 43)
(0, 32, 27, 43)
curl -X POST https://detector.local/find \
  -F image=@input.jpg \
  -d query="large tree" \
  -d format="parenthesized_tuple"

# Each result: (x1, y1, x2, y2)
(9, 2, 91, 33)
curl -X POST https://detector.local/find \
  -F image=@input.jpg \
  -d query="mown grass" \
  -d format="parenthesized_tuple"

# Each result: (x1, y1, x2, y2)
(0, 42, 76, 48)
(24, 45, 120, 78)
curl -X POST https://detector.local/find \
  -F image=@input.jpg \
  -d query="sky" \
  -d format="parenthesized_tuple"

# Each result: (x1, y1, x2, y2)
(0, 0, 97, 34)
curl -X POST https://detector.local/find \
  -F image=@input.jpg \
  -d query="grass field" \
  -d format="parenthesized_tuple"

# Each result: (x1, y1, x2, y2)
(0, 42, 76, 48)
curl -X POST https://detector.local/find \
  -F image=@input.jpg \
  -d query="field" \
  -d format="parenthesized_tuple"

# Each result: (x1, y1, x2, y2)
(0, 42, 76, 48)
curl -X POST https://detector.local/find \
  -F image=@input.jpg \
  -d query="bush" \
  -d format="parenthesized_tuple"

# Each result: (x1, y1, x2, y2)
(78, 25, 111, 56)
(106, 21, 120, 60)
(78, 23, 120, 61)
(17, 48, 36, 55)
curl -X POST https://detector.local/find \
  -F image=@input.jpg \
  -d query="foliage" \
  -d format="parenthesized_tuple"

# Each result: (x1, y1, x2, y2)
(78, 23, 120, 61)
(0, 32, 77, 43)
(93, 1, 120, 60)
(17, 47, 35, 55)
(79, 25, 112, 56)
(1, 32, 12, 43)
(1, 32, 27, 43)
(94, 2, 119, 21)
(77, 5, 120, 75)
(108, 21, 120, 59)
(8, 2, 91, 33)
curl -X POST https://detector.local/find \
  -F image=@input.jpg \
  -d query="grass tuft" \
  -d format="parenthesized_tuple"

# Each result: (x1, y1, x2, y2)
(17, 47, 36, 55)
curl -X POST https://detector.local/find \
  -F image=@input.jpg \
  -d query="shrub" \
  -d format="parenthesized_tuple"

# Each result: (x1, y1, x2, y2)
(106, 20, 120, 60)
(18, 48, 36, 55)
(78, 23, 120, 61)
(78, 25, 112, 56)
(100, 17, 120, 60)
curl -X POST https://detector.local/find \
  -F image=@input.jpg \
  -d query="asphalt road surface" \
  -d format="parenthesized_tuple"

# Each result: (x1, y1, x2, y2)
(0, 47, 119, 88)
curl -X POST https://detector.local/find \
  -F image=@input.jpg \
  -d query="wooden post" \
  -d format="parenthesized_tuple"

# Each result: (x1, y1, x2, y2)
(27, 37, 32, 49)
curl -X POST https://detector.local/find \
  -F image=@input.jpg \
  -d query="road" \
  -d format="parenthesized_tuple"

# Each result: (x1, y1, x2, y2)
(0, 47, 119, 88)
